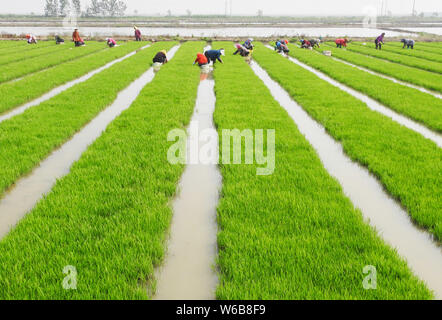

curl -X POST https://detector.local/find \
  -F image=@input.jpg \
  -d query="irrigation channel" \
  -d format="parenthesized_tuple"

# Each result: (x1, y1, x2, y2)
(0, 45, 180, 239)
(250, 59, 442, 299)
(331, 55, 442, 100)
(265, 46, 442, 148)
(154, 48, 221, 300)
(0, 44, 151, 123)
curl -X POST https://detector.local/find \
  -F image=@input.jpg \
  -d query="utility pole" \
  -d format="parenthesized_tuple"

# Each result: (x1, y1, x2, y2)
(230, 0, 233, 16)
(412, 0, 416, 16)
(225, 0, 228, 16)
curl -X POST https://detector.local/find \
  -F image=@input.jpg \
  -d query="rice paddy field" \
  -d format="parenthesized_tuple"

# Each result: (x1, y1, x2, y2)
(0, 39, 440, 301)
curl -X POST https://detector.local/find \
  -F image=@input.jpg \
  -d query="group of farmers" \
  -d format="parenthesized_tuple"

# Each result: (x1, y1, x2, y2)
(25, 26, 143, 48)
(23, 27, 418, 76)
(333, 33, 415, 50)
(192, 38, 255, 69)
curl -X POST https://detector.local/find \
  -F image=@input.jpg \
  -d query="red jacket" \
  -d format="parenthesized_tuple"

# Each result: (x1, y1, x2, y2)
(72, 30, 81, 42)
(135, 29, 141, 37)
(335, 38, 347, 47)
(195, 53, 208, 65)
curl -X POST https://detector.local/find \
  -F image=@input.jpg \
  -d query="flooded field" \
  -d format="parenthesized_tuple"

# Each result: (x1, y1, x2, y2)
(0, 26, 417, 38)
(0, 38, 440, 301)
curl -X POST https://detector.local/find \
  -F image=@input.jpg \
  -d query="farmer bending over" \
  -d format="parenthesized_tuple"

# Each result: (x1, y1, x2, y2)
(153, 50, 168, 64)
(233, 44, 250, 57)
(243, 38, 254, 50)
(134, 26, 142, 41)
(106, 38, 117, 48)
(309, 39, 321, 48)
(375, 33, 385, 50)
(335, 38, 348, 48)
(401, 39, 415, 49)
(73, 29, 85, 47)
(275, 40, 290, 53)
(26, 34, 37, 44)
(300, 39, 312, 49)
(193, 52, 209, 67)
(205, 49, 225, 65)
(55, 35, 64, 45)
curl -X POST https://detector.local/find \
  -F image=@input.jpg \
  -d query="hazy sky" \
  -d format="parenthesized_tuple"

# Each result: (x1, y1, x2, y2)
(1, 0, 441, 16)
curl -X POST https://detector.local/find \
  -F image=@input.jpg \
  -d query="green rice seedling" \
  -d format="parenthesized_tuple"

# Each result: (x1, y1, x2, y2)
(322, 43, 442, 93)
(0, 42, 202, 299)
(254, 42, 442, 241)
(287, 44, 442, 132)
(360, 42, 442, 63)
(0, 40, 56, 56)
(0, 40, 23, 46)
(0, 40, 28, 49)
(0, 41, 149, 115)
(0, 41, 73, 66)
(213, 42, 431, 300)
(385, 42, 442, 55)
(341, 42, 442, 74)
(0, 42, 104, 83)
(0, 42, 175, 198)
(418, 42, 442, 50)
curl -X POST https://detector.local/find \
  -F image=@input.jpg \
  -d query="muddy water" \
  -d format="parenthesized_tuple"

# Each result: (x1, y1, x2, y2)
(250, 60, 442, 299)
(266, 46, 442, 147)
(331, 56, 442, 100)
(0, 44, 151, 123)
(154, 63, 221, 300)
(0, 45, 180, 239)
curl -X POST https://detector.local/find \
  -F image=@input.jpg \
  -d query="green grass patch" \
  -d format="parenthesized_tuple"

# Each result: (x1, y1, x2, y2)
(0, 42, 175, 197)
(341, 42, 442, 74)
(418, 42, 442, 50)
(322, 43, 442, 93)
(0, 41, 202, 299)
(0, 42, 105, 83)
(0, 40, 28, 49)
(0, 41, 74, 66)
(0, 41, 149, 115)
(254, 42, 442, 241)
(367, 42, 442, 63)
(0, 40, 55, 56)
(0, 40, 25, 46)
(213, 42, 431, 299)
(287, 44, 442, 132)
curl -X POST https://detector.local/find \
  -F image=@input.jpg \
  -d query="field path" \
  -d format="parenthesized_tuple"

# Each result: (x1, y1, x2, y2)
(154, 46, 221, 300)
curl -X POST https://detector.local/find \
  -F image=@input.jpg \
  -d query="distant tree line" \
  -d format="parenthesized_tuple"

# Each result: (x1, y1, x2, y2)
(44, 0, 127, 17)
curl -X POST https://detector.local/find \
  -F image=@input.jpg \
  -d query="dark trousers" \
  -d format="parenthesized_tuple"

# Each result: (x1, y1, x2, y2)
(205, 52, 219, 64)
(375, 40, 382, 50)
